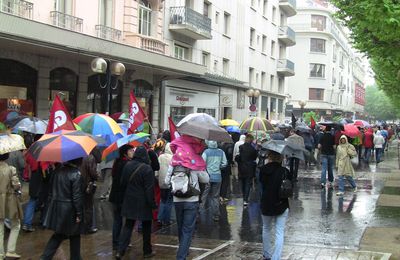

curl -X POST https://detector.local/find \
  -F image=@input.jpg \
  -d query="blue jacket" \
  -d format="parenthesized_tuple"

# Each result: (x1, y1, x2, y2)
(202, 141, 227, 182)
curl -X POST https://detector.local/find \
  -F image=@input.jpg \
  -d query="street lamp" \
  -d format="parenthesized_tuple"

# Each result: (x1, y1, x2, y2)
(91, 57, 126, 115)
(246, 88, 261, 116)
(298, 100, 307, 122)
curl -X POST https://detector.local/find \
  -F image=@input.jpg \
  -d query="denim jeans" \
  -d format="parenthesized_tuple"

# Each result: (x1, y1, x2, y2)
(338, 175, 356, 192)
(23, 197, 37, 227)
(375, 148, 383, 162)
(262, 209, 289, 260)
(208, 182, 221, 217)
(175, 201, 199, 260)
(112, 203, 123, 250)
(289, 158, 299, 180)
(320, 155, 335, 185)
(158, 188, 173, 223)
(240, 177, 252, 203)
(364, 148, 372, 163)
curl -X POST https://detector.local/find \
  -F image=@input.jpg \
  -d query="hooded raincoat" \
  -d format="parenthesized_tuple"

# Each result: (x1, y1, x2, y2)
(202, 140, 227, 182)
(336, 135, 357, 177)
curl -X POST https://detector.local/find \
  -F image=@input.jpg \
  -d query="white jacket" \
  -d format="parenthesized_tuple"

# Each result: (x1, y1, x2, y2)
(233, 135, 246, 158)
(158, 143, 173, 189)
(373, 131, 385, 148)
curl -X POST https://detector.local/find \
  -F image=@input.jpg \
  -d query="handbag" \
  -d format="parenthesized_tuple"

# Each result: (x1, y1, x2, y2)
(350, 156, 359, 166)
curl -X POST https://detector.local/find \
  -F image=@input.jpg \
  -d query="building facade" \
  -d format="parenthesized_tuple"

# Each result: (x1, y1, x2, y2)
(286, 0, 366, 120)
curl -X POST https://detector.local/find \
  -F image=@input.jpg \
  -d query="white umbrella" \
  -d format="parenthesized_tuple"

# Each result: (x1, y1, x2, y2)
(176, 113, 218, 127)
(0, 133, 26, 155)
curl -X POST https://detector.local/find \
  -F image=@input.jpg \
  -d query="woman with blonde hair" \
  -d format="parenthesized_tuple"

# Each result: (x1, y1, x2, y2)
(336, 135, 357, 196)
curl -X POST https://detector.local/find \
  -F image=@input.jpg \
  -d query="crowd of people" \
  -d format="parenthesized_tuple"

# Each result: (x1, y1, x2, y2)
(0, 120, 398, 260)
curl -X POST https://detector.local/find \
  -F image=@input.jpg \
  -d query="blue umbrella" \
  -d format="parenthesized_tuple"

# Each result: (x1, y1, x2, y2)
(226, 125, 241, 133)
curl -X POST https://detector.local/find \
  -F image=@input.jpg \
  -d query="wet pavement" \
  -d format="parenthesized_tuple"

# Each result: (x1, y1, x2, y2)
(16, 145, 400, 259)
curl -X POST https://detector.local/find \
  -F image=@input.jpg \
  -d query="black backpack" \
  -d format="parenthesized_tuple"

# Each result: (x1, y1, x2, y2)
(279, 168, 293, 199)
(170, 166, 200, 198)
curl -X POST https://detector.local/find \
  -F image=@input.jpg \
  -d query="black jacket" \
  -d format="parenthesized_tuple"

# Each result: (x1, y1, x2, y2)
(44, 164, 84, 235)
(109, 158, 130, 204)
(120, 147, 157, 220)
(259, 162, 292, 216)
(237, 143, 258, 178)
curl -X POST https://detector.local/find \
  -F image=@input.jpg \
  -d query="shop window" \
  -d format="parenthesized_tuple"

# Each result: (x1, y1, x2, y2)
(87, 74, 122, 115)
(50, 68, 78, 118)
(132, 79, 153, 133)
(197, 108, 215, 117)
(170, 106, 193, 125)
(222, 107, 232, 119)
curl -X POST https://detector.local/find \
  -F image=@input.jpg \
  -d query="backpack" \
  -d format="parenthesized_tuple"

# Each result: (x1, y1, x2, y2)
(170, 165, 200, 198)
(279, 168, 293, 199)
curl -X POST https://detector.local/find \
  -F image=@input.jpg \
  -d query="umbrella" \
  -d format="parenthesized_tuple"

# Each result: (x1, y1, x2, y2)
(318, 121, 344, 131)
(0, 133, 26, 155)
(341, 124, 361, 138)
(339, 118, 353, 125)
(27, 130, 98, 162)
(261, 140, 308, 161)
(0, 122, 6, 133)
(110, 112, 129, 122)
(353, 120, 371, 128)
(295, 122, 311, 133)
(7, 116, 48, 134)
(240, 117, 274, 132)
(0, 110, 27, 122)
(177, 121, 232, 143)
(226, 125, 241, 133)
(101, 132, 150, 162)
(177, 113, 218, 127)
(73, 113, 123, 146)
(219, 119, 240, 127)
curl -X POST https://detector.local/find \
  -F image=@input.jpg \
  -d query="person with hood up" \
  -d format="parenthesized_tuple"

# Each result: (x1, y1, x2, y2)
(115, 146, 157, 259)
(373, 130, 385, 164)
(157, 143, 174, 226)
(363, 128, 374, 163)
(201, 140, 227, 221)
(165, 135, 209, 260)
(259, 151, 292, 260)
(335, 135, 358, 196)
(232, 134, 246, 179)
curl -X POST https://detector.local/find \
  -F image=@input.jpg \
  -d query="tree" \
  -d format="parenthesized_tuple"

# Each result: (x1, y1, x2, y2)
(364, 85, 400, 120)
(303, 111, 318, 125)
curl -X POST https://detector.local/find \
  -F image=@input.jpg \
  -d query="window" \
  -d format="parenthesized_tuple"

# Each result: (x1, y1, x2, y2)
(311, 15, 326, 31)
(256, 73, 259, 84)
(223, 58, 229, 75)
(202, 52, 209, 68)
(203, 1, 210, 17)
(278, 77, 284, 93)
(278, 99, 283, 113)
(272, 6, 276, 23)
(249, 67, 254, 86)
(223, 12, 230, 35)
(174, 44, 189, 60)
(263, 0, 268, 16)
(309, 63, 325, 78)
(262, 35, 267, 53)
(261, 72, 266, 89)
(270, 98, 276, 112)
(139, 0, 151, 36)
(251, 0, 256, 8)
(309, 88, 324, 100)
(100, 0, 113, 26)
(271, 40, 275, 57)
(310, 38, 326, 53)
(333, 46, 337, 62)
(215, 11, 219, 24)
(54, 0, 72, 14)
(332, 68, 336, 84)
(250, 28, 255, 47)
(270, 75, 274, 91)
(213, 60, 218, 72)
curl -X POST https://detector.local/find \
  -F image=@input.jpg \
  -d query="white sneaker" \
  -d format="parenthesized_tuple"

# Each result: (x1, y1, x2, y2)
(6, 252, 21, 258)
(336, 192, 344, 196)
(353, 187, 358, 193)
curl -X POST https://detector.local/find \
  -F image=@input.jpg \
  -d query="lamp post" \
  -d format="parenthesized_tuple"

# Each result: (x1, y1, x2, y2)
(246, 88, 261, 117)
(91, 57, 126, 115)
(298, 100, 307, 122)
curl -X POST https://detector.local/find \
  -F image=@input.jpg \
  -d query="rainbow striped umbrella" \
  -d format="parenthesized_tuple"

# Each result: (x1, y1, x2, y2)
(240, 117, 274, 132)
(73, 113, 123, 146)
(102, 132, 150, 162)
(27, 130, 98, 162)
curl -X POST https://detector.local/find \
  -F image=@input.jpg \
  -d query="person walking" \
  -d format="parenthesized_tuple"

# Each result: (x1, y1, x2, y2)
(0, 153, 23, 259)
(318, 126, 336, 188)
(157, 143, 174, 226)
(202, 140, 227, 221)
(41, 158, 84, 260)
(335, 135, 358, 196)
(373, 130, 385, 164)
(236, 134, 258, 207)
(286, 130, 305, 181)
(232, 135, 246, 179)
(219, 140, 234, 202)
(363, 128, 374, 163)
(165, 135, 209, 260)
(259, 151, 292, 260)
(108, 145, 134, 252)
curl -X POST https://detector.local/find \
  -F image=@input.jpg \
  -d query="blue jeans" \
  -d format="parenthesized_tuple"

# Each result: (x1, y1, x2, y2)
(208, 182, 221, 217)
(364, 148, 372, 162)
(375, 148, 383, 162)
(262, 209, 289, 260)
(112, 203, 123, 250)
(338, 175, 356, 192)
(23, 197, 37, 227)
(175, 201, 199, 260)
(240, 177, 252, 203)
(158, 189, 173, 223)
(320, 155, 335, 185)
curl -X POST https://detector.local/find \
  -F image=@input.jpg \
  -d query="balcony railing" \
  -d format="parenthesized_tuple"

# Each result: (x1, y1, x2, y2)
(0, 0, 33, 19)
(140, 37, 166, 54)
(278, 26, 296, 46)
(277, 59, 295, 76)
(50, 11, 83, 32)
(169, 6, 212, 40)
(279, 0, 297, 17)
(95, 25, 121, 42)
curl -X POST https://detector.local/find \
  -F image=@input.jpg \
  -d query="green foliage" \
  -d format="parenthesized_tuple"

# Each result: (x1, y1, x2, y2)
(364, 85, 400, 120)
(303, 111, 318, 125)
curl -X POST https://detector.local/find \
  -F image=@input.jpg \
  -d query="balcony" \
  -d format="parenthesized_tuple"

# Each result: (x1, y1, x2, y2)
(0, 0, 33, 19)
(124, 33, 167, 55)
(95, 25, 121, 42)
(279, 0, 297, 17)
(277, 59, 295, 77)
(50, 11, 83, 32)
(278, 26, 296, 46)
(169, 6, 212, 40)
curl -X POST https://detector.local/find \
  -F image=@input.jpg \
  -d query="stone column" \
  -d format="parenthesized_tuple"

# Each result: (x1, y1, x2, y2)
(77, 62, 89, 116)
(36, 57, 51, 119)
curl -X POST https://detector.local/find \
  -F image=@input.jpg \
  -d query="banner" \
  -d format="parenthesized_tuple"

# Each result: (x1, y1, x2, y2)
(310, 116, 316, 129)
(168, 116, 180, 141)
(128, 91, 147, 133)
(46, 95, 76, 133)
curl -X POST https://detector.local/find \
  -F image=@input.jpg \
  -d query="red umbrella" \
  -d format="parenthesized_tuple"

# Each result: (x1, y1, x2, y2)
(341, 124, 361, 138)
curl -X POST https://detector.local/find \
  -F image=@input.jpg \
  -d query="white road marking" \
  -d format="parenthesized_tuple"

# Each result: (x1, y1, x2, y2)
(192, 240, 235, 260)
(154, 243, 210, 251)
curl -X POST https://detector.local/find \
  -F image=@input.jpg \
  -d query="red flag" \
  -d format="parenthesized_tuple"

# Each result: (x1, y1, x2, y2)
(46, 95, 76, 133)
(168, 116, 180, 141)
(128, 91, 147, 133)
(310, 116, 316, 129)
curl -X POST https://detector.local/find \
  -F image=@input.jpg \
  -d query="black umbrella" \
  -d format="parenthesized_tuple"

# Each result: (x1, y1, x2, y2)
(319, 121, 344, 131)
(261, 140, 309, 161)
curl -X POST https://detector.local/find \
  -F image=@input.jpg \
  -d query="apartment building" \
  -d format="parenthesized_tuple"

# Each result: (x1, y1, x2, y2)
(286, 0, 366, 120)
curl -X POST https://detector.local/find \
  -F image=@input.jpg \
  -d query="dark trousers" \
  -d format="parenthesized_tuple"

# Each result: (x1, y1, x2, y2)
(83, 193, 95, 232)
(112, 203, 123, 250)
(220, 166, 231, 199)
(118, 219, 152, 255)
(240, 177, 252, 203)
(41, 233, 81, 260)
(289, 158, 300, 180)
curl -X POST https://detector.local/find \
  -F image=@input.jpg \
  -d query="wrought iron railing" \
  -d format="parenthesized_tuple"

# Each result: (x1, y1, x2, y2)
(140, 37, 166, 54)
(169, 6, 211, 37)
(0, 0, 33, 19)
(95, 25, 121, 41)
(277, 59, 295, 71)
(50, 11, 83, 32)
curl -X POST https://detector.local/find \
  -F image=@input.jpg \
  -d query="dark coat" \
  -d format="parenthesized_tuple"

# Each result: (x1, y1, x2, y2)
(109, 158, 130, 204)
(148, 149, 160, 172)
(79, 154, 98, 192)
(120, 147, 157, 221)
(237, 142, 258, 178)
(259, 162, 292, 216)
(44, 164, 84, 236)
